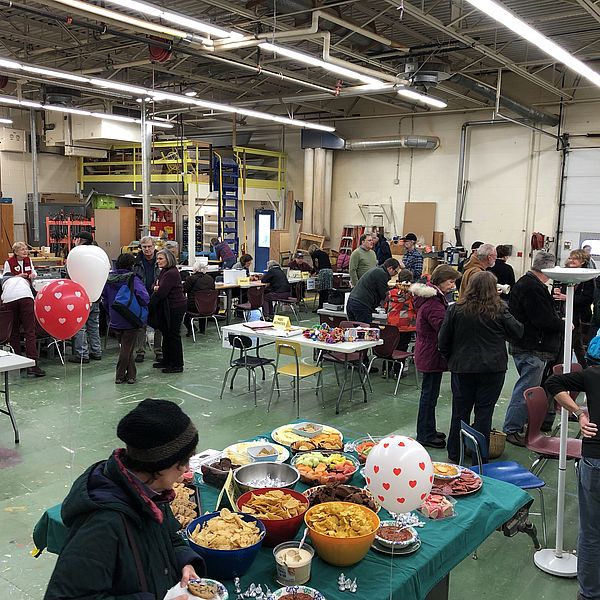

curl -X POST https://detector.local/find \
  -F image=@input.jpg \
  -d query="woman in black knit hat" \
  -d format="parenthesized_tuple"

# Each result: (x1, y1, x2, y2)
(44, 399, 204, 600)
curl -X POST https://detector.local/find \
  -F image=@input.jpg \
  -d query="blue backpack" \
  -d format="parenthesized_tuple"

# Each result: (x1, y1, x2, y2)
(586, 332, 600, 365)
(112, 274, 148, 328)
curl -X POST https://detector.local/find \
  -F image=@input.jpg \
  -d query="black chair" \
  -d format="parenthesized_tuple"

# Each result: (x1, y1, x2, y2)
(237, 286, 265, 321)
(219, 334, 275, 406)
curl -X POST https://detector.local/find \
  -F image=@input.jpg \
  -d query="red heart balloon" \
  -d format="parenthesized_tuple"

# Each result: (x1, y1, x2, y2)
(429, 476, 434, 483)
(419, 462, 426, 470)
(396, 497, 405, 504)
(373, 465, 380, 474)
(383, 442, 389, 448)
(398, 442, 405, 447)
(34, 280, 90, 341)
(377, 495, 385, 502)
(366, 477, 371, 485)
(409, 480, 417, 488)
(421, 493, 427, 500)
(393, 468, 401, 476)
(382, 482, 390, 490)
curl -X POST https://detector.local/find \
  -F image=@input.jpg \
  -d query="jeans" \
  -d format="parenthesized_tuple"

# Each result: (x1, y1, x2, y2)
(578, 457, 600, 600)
(502, 353, 547, 434)
(73, 301, 101, 358)
(447, 371, 505, 463)
(346, 298, 372, 325)
(416, 371, 443, 442)
(115, 329, 139, 381)
(135, 326, 162, 358)
(161, 307, 185, 369)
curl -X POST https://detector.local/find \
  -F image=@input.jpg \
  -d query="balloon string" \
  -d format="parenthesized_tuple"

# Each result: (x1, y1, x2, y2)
(49, 339, 64, 365)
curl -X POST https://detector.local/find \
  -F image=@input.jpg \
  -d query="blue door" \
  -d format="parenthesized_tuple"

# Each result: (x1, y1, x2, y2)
(255, 209, 275, 272)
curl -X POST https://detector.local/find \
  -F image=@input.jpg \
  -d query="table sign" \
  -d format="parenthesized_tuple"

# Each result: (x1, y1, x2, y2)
(273, 315, 292, 330)
(237, 277, 251, 286)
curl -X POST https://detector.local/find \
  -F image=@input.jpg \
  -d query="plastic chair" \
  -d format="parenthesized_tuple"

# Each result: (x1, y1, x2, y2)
(524, 386, 582, 476)
(367, 325, 418, 394)
(274, 297, 300, 325)
(187, 290, 223, 341)
(459, 421, 547, 547)
(236, 286, 264, 322)
(220, 334, 275, 406)
(267, 340, 323, 418)
(0, 310, 14, 352)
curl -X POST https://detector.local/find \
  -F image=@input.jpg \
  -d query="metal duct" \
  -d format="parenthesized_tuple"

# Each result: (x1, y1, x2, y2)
(450, 74, 559, 127)
(345, 136, 440, 151)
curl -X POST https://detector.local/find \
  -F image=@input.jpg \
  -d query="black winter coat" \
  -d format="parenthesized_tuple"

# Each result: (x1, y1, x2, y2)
(438, 303, 523, 373)
(44, 449, 204, 600)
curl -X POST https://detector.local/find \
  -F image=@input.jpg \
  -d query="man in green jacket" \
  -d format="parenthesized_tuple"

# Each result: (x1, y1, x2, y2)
(349, 233, 377, 286)
(44, 399, 204, 600)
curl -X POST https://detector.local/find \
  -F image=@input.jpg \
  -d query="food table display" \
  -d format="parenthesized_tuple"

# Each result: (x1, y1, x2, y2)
(34, 422, 532, 600)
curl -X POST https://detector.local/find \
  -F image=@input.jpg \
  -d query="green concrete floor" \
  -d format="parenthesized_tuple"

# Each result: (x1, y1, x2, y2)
(0, 311, 580, 600)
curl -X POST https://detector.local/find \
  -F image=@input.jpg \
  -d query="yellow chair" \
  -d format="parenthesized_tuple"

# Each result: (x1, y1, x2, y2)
(267, 340, 323, 417)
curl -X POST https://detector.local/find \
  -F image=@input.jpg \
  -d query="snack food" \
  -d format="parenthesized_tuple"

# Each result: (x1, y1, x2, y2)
(432, 462, 460, 479)
(431, 468, 482, 496)
(274, 543, 315, 586)
(271, 424, 343, 447)
(241, 489, 307, 520)
(278, 594, 314, 600)
(304, 484, 378, 512)
(201, 457, 241, 487)
(189, 508, 262, 550)
(419, 494, 455, 519)
(293, 452, 358, 485)
(377, 524, 416, 544)
(305, 502, 374, 538)
(170, 482, 197, 528)
(188, 581, 218, 599)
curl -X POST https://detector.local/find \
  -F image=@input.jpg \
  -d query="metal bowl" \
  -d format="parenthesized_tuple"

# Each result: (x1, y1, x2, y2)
(233, 462, 300, 495)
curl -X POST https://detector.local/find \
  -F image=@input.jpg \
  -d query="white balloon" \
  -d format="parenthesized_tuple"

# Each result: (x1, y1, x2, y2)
(364, 435, 434, 513)
(66, 245, 111, 302)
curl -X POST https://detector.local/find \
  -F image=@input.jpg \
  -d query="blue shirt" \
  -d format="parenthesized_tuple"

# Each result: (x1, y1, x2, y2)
(404, 248, 423, 279)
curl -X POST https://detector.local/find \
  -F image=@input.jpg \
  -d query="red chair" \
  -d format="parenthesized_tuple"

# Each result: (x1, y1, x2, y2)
(237, 286, 264, 322)
(524, 386, 582, 476)
(187, 290, 223, 341)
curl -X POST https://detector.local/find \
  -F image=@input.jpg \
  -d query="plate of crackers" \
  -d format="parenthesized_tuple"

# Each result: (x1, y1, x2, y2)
(431, 467, 482, 496)
(164, 578, 229, 600)
(170, 482, 200, 529)
(222, 441, 290, 466)
(271, 423, 343, 448)
(431, 462, 461, 480)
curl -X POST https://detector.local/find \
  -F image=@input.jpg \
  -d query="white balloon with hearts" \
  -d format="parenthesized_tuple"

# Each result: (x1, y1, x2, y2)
(364, 434, 434, 513)
(66, 245, 111, 302)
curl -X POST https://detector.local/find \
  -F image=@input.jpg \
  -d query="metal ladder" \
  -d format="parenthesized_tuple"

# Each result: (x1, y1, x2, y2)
(212, 154, 240, 256)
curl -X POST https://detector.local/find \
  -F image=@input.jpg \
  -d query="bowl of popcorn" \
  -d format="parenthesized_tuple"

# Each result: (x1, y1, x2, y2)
(304, 501, 380, 566)
(186, 509, 266, 580)
(236, 488, 309, 547)
(234, 462, 300, 495)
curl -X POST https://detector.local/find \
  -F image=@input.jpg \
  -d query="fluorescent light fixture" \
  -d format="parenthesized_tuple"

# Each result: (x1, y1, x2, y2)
(105, 0, 162, 17)
(45, 105, 92, 116)
(465, 0, 600, 87)
(259, 42, 385, 87)
(0, 117, 12, 124)
(0, 59, 22, 70)
(184, 90, 198, 97)
(398, 88, 448, 108)
(90, 79, 148, 95)
(23, 66, 89, 83)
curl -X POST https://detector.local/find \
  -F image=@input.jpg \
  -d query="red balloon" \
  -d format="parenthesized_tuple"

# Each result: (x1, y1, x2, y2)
(34, 279, 91, 341)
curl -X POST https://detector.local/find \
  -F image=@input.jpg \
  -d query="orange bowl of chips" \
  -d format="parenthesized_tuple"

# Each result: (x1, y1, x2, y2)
(304, 501, 379, 566)
(236, 487, 309, 547)
(186, 509, 266, 580)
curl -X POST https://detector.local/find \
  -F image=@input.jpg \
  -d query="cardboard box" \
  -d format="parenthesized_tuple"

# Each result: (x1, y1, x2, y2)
(433, 231, 444, 249)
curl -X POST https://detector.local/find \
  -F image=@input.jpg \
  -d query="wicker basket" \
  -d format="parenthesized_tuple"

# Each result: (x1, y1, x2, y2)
(488, 429, 506, 459)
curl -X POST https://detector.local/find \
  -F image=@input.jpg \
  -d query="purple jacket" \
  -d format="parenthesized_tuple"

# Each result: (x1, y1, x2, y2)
(411, 283, 449, 373)
(101, 270, 150, 330)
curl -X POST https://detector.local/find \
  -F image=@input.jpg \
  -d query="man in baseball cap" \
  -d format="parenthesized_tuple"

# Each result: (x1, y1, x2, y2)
(401, 233, 423, 279)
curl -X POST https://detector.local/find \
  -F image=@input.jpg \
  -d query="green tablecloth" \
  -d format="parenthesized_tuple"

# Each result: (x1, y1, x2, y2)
(34, 429, 532, 600)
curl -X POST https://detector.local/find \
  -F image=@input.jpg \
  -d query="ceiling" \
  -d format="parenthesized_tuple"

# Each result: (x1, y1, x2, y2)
(1, 0, 600, 135)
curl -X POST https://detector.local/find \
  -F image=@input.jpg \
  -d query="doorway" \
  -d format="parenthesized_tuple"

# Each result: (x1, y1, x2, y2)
(254, 209, 275, 272)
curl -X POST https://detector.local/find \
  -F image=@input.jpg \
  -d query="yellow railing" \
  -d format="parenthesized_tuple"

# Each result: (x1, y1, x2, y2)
(234, 146, 286, 190)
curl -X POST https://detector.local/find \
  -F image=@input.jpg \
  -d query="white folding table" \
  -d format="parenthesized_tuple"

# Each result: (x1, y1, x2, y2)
(0, 352, 35, 443)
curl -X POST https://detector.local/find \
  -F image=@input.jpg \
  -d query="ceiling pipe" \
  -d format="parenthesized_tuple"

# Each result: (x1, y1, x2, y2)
(344, 135, 440, 151)
(450, 74, 560, 127)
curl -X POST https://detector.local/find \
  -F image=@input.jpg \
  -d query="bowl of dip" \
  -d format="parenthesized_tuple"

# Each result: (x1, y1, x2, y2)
(273, 540, 315, 586)
(374, 521, 419, 549)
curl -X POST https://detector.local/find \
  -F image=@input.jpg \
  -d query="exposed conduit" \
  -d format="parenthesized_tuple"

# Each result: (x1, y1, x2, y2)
(345, 135, 440, 151)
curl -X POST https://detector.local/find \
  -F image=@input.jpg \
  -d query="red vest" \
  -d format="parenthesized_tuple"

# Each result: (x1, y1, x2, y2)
(7, 255, 33, 276)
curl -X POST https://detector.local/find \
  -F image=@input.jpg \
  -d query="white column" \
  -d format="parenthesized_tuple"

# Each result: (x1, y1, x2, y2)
(303, 148, 314, 234)
(323, 149, 333, 240)
(313, 148, 326, 236)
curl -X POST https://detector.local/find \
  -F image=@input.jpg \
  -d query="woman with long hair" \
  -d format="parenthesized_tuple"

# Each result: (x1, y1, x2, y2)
(439, 271, 523, 463)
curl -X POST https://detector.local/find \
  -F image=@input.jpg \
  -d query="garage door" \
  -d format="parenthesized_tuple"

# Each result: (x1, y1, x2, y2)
(559, 148, 600, 264)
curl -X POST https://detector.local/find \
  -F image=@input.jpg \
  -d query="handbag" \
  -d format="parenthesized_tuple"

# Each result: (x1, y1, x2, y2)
(112, 274, 148, 328)
(488, 429, 506, 459)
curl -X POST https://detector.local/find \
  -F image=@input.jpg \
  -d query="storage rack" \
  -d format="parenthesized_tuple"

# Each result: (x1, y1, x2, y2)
(46, 217, 94, 255)
(182, 215, 204, 257)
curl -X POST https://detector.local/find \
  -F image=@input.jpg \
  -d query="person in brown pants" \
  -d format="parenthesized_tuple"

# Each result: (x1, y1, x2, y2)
(101, 254, 150, 384)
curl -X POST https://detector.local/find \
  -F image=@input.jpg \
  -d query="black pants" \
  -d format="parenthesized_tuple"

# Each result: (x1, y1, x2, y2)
(161, 307, 185, 369)
(317, 289, 330, 310)
(416, 371, 443, 443)
(346, 298, 372, 325)
(447, 371, 505, 463)
(115, 329, 140, 381)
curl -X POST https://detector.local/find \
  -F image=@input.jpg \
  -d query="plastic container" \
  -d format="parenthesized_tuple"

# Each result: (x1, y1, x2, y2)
(292, 422, 324, 438)
(273, 541, 315, 585)
(247, 444, 278, 462)
(304, 502, 379, 567)
(236, 488, 309, 547)
(186, 512, 266, 580)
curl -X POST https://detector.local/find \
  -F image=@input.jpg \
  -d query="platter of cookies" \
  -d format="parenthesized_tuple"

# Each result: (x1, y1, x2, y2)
(170, 482, 201, 529)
